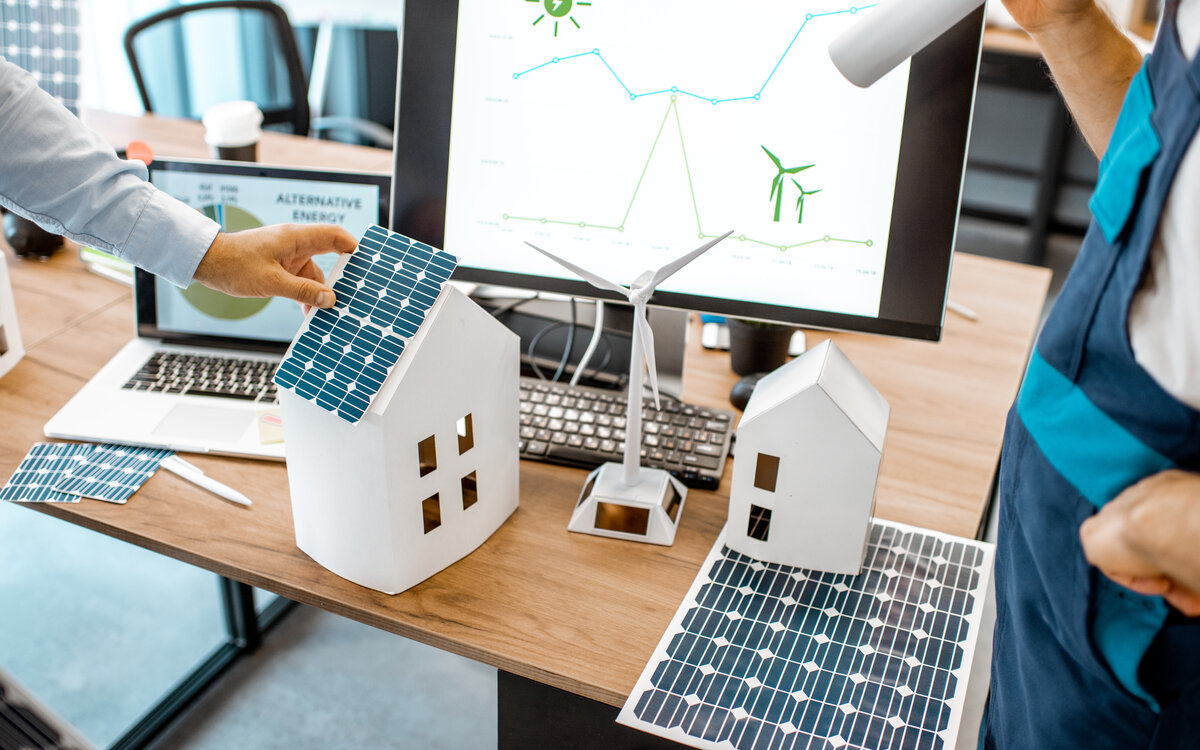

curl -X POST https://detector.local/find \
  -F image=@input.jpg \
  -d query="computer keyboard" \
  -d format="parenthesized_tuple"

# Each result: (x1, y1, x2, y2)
(518, 376, 735, 490)
(122, 351, 280, 403)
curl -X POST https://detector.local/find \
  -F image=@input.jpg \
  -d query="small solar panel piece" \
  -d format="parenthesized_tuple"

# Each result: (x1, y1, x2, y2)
(55, 445, 173, 504)
(0, 0, 82, 115)
(618, 520, 994, 750)
(274, 225, 459, 424)
(0, 442, 92, 503)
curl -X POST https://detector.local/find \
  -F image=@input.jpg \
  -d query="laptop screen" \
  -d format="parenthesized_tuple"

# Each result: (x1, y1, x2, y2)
(136, 159, 389, 352)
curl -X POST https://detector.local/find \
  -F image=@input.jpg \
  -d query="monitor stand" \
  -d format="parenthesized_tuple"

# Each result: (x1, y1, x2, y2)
(472, 287, 691, 399)
(638, 305, 688, 400)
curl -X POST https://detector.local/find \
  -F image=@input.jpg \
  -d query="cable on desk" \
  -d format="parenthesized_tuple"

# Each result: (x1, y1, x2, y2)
(570, 299, 606, 387)
(551, 298, 577, 382)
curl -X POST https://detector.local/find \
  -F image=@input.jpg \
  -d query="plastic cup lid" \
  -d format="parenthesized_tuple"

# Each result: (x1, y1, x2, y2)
(202, 100, 264, 147)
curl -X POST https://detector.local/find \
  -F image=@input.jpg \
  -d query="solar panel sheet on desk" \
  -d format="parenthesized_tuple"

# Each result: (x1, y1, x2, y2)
(55, 445, 173, 504)
(0, 442, 93, 503)
(0, 0, 82, 114)
(274, 225, 459, 424)
(618, 521, 994, 750)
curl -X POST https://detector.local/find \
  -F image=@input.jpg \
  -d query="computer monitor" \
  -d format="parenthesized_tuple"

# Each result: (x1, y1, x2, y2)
(390, 0, 983, 342)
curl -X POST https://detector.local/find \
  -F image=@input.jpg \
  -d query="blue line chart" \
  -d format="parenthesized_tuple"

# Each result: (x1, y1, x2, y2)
(511, 5, 876, 104)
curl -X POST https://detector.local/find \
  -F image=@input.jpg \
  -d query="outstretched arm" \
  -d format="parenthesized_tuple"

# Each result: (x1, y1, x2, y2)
(1080, 470, 1200, 617)
(1000, 0, 1146, 156)
(0, 58, 356, 308)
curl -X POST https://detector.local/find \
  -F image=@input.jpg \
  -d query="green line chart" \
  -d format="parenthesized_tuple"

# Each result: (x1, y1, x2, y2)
(502, 96, 873, 252)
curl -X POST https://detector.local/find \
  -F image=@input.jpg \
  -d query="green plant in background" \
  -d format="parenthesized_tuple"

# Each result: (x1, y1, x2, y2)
(790, 178, 821, 224)
(762, 146, 813, 222)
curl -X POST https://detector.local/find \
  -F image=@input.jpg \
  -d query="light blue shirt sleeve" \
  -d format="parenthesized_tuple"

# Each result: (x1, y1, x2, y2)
(0, 57, 219, 287)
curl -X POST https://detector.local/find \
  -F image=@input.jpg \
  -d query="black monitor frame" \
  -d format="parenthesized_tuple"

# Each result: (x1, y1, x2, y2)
(391, 2, 985, 342)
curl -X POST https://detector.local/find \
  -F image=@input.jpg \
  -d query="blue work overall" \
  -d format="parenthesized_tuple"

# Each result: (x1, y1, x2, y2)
(985, 8, 1200, 749)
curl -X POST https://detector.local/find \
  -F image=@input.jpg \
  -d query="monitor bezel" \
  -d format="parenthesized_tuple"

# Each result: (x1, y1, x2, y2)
(135, 157, 391, 353)
(391, 3, 985, 342)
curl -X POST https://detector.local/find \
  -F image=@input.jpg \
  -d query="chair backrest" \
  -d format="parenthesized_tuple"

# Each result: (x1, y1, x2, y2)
(123, 0, 310, 136)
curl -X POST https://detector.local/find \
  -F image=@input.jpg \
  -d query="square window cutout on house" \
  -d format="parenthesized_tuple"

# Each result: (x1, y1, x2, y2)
(754, 453, 780, 493)
(457, 414, 474, 454)
(747, 504, 772, 542)
(461, 471, 478, 510)
(418, 435, 437, 477)
(422, 493, 441, 534)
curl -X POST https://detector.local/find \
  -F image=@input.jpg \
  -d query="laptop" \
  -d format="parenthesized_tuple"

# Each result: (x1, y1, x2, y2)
(44, 158, 390, 460)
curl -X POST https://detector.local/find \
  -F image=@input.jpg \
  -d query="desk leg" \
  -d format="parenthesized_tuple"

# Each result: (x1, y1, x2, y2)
(106, 576, 296, 750)
(497, 671, 689, 750)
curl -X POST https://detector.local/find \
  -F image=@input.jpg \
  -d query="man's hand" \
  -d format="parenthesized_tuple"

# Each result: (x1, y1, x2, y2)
(192, 223, 357, 309)
(1080, 470, 1200, 617)
(999, 0, 1096, 36)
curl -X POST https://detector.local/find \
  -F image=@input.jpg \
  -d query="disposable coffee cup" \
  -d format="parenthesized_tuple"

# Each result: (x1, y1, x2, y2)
(202, 100, 263, 162)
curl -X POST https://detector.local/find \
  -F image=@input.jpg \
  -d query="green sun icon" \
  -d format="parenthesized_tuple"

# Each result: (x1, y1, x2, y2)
(527, 0, 592, 37)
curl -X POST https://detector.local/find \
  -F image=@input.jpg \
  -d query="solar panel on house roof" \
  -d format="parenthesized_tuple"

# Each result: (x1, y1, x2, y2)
(274, 225, 459, 424)
(618, 520, 993, 750)
(0, 0, 82, 115)
(55, 444, 173, 504)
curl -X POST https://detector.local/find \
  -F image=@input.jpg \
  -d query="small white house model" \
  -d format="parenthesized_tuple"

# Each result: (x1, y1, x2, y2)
(280, 283, 520, 595)
(726, 339, 889, 575)
(0, 251, 25, 380)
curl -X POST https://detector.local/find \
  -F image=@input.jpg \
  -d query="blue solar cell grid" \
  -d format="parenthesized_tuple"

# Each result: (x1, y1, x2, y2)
(0, 442, 92, 503)
(625, 522, 989, 750)
(1, 0, 82, 114)
(274, 225, 459, 424)
(55, 445, 173, 504)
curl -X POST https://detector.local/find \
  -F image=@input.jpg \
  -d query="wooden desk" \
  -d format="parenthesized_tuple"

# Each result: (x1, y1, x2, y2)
(0, 112, 1051, 743)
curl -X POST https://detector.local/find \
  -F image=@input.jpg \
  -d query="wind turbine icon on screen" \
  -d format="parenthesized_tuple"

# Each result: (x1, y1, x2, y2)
(524, 230, 733, 545)
(762, 146, 814, 223)
(791, 178, 822, 224)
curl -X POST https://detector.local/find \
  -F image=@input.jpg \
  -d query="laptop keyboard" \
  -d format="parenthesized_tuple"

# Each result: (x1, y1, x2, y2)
(122, 351, 280, 403)
(519, 376, 734, 490)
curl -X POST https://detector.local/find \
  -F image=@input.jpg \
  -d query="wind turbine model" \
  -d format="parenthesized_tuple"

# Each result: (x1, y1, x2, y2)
(763, 146, 813, 223)
(526, 230, 733, 545)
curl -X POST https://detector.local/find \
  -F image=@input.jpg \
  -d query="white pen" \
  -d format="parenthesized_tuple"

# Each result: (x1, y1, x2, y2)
(161, 455, 253, 508)
(947, 298, 978, 322)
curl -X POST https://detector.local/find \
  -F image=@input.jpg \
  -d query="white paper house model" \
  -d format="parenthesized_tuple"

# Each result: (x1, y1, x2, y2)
(0, 251, 25, 380)
(275, 227, 520, 595)
(726, 339, 889, 575)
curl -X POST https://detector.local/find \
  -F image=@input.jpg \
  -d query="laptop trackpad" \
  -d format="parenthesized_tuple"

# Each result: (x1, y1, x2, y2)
(153, 405, 253, 443)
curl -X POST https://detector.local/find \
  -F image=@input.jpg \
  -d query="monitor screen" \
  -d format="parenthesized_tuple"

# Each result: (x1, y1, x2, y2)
(391, 0, 983, 341)
(136, 159, 389, 350)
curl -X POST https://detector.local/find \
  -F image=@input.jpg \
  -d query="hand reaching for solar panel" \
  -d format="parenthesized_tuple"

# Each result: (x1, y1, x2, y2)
(1079, 470, 1200, 617)
(192, 223, 358, 311)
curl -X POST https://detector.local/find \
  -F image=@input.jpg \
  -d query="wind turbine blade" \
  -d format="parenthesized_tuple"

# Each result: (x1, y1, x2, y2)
(784, 164, 812, 174)
(770, 173, 781, 200)
(648, 230, 734, 288)
(761, 145, 782, 169)
(524, 242, 629, 297)
(636, 307, 661, 408)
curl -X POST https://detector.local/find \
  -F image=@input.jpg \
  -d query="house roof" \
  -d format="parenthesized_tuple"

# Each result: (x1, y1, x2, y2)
(739, 338, 889, 452)
(273, 225, 458, 424)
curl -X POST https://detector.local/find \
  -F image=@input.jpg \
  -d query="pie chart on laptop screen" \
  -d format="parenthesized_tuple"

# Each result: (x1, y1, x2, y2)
(180, 204, 271, 320)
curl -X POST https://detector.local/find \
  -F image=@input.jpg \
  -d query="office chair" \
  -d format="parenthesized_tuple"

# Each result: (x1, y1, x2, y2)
(123, 0, 392, 146)
(124, 1, 311, 135)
